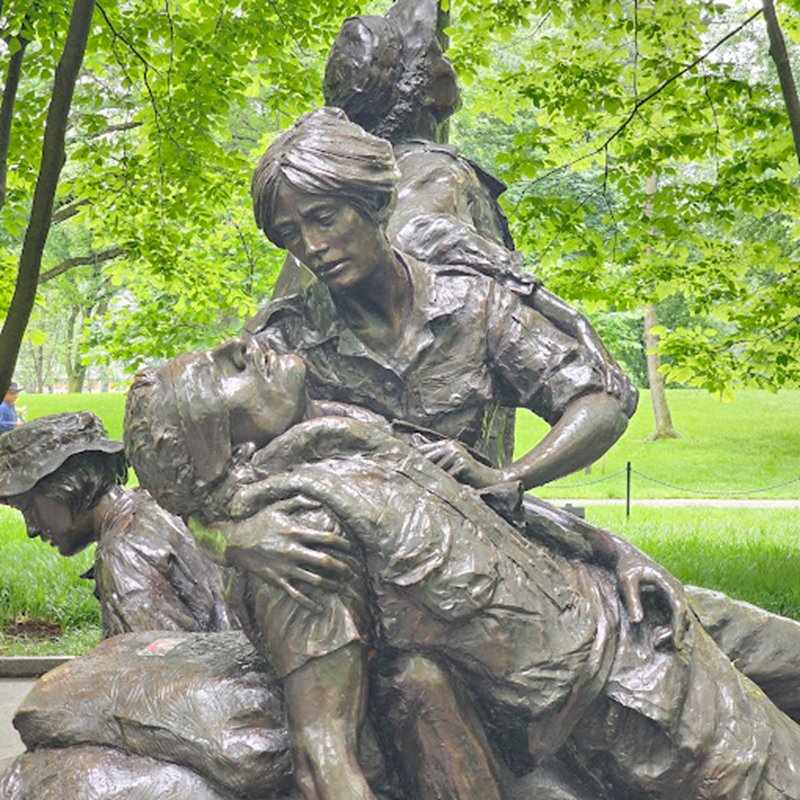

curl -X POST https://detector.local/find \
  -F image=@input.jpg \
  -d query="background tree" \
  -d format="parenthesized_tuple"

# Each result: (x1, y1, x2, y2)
(2, 0, 798, 411)
(448, 0, 799, 411)
(0, 0, 95, 395)
(0, 0, 362, 390)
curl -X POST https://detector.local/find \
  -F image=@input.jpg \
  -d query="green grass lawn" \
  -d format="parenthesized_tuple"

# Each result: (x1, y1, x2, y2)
(586, 506, 800, 621)
(0, 506, 101, 655)
(18, 387, 800, 499)
(1, 503, 796, 656)
(517, 389, 800, 499)
(19, 392, 126, 440)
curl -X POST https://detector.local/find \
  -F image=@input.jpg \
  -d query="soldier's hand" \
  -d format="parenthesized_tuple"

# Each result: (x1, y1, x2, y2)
(616, 550, 690, 650)
(219, 495, 358, 611)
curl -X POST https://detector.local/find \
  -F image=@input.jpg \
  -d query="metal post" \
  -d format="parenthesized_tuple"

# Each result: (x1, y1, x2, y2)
(626, 461, 632, 520)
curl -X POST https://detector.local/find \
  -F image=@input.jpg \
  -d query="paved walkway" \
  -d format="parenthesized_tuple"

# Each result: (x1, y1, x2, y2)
(0, 659, 74, 778)
(0, 679, 35, 775)
(554, 498, 800, 508)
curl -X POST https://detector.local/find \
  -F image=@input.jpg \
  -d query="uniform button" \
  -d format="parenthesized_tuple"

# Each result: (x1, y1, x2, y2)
(383, 379, 394, 392)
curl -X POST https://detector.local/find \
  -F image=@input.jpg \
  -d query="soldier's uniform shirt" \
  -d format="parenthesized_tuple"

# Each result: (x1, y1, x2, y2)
(94, 488, 235, 637)
(221, 417, 800, 800)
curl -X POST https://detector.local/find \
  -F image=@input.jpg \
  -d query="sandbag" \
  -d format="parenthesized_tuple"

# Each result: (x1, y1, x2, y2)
(687, 586, 800, 723)
(13, 631, 292, 798)
(0, 746, 231, 800)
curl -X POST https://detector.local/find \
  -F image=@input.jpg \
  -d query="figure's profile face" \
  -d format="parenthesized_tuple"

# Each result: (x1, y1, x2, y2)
(271, 182, 389, 293)
(210, 335, 307, 448)
(26, 495, 95, 556)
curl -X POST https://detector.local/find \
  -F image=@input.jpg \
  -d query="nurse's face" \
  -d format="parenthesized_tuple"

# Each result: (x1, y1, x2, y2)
(209, 335, 307, 448)
(271, 182, 389, 294)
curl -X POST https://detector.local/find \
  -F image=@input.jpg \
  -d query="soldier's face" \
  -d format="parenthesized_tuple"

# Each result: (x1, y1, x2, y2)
(209, 335, 307, 448)
(26, 495, 95, 556)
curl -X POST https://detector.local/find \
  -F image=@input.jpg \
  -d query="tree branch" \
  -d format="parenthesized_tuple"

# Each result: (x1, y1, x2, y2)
(52, 197, 89, 223)
(95, 3, 174, 143)
(87, 120, 143, 138)
(40, 246, 127, 282)
(517, 8, 765, 197)
(96, 0, 191, 192)
(264, 0, 309, 59)
(95, 2, 158, 76)
(762, 0, 800, 167)
(0, 28, 29, 211)
(0, 0, 95, 395)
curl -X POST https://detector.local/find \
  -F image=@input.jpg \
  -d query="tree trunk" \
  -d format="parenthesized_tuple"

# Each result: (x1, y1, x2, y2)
(762, 0, 800, 167)
(435, 0, 451, 144)
(64, 307, 87, 393)
(32, 344, 45, 393)
(644, 304, 680, 439)
(67, 364, 87, 393)
(642, 172, 680, 439)
(0, 0, 95, 396)
(436, 1, 450, 54)
(0, 28, 29, 211)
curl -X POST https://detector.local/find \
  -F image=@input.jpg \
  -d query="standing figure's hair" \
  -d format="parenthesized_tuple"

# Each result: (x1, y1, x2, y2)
(322, 0, 460, 142)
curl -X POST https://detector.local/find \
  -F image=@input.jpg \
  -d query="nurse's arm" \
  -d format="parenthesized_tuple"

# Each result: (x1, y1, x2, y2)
(421, 392, 630, 491)
(502, 391, 629, 491)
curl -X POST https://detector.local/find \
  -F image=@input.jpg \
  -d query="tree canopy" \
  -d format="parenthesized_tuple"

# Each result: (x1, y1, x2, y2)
(449, 0, 799, 395)
(1, 0, 363, 390)
(1, 0, 798, 396)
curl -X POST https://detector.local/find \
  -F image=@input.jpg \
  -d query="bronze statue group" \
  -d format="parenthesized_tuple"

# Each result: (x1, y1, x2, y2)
(1, 3, 799, 798)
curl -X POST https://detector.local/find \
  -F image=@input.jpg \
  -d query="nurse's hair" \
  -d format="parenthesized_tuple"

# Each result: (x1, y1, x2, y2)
(251, 107, 400, 248)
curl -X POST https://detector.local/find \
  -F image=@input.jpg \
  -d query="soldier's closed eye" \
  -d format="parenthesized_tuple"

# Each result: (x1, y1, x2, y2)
(230, 341, 248, 371)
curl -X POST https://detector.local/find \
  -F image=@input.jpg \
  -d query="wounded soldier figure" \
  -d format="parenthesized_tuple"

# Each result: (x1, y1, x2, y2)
(125, 335, 800, 800)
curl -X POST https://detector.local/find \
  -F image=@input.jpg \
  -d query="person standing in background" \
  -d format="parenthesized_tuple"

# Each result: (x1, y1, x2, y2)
(0, 382, 24, 434)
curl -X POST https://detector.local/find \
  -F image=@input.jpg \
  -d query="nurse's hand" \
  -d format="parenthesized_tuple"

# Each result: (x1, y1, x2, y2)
(417, 439, 503, 489)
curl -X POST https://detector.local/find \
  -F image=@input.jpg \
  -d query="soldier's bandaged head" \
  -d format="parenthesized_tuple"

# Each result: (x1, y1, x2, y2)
(126, 351, 233, 519)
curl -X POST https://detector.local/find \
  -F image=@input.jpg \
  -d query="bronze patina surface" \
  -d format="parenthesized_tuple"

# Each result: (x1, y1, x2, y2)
(4, 3, 800, 798)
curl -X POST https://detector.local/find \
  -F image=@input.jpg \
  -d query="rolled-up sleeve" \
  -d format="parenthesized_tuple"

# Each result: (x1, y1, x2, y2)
(486, 283, 610, 425)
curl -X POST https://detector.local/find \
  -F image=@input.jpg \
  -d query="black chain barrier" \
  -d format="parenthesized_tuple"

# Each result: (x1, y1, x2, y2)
(630, 471, 800, 497)
(543, 468, 627, 488)
(548, 465, 800, 520)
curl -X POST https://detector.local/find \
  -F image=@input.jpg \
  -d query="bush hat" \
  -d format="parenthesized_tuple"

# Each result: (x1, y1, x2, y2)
(0, 411, 123, 498)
